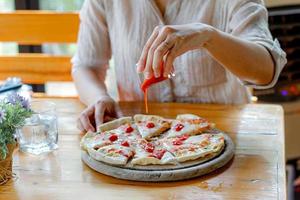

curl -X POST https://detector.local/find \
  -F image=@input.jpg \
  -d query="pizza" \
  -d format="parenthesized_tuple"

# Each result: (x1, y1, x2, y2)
(166, 114, 215, 138)
(81, 117, 140, 151)
(162, 133, 224, 162)
(131, 139, 176, 165)
(133, 114, 171, 139)
(81, 114, 225, 166)
(88, 144, 135, 165)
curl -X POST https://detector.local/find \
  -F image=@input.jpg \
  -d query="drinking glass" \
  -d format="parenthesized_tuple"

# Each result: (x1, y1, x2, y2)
(16, 101, 58, 155)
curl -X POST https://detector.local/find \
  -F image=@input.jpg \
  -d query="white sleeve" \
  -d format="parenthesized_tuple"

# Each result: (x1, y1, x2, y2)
(71, 0, 111, 74)
(229, 0, 287, 89)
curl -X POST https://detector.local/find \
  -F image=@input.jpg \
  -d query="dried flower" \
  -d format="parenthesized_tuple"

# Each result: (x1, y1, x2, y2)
(0, 109, 6, 124)
(7, 93, 30, 110)
(0, 93, 32, 159)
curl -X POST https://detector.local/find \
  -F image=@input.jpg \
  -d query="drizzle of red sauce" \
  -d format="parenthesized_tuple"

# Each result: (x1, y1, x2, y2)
(172, 134, 189, 146)
(115, 149, 134, 158)
(108, 134, 118, 142)
(178, 134, 189, 141)
(152, 149, 166, 159)
(116, 149, 127, 157)
(146, 122, 155, 128)
(144, 89, 149, 113)
(172, 140, 183, 146)
(145, 142, 155, 153)
(108, 148, 116, 153)
(140, 63, 168, 114)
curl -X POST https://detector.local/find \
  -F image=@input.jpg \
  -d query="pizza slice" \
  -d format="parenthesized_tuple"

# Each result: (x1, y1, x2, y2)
(88, 144, 135, 165)
(80, 131, 98, 151)
(130, 139, 176, 165)
(163, 133, 225, 162)
(133, 114, 171, 140)
(166, 114, 214, 138)
(81, 117, 141, 151)
(88, 123, 141, 150)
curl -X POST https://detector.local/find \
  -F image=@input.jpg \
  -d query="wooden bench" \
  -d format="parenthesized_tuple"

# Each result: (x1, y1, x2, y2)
(0, 11, 79, 84)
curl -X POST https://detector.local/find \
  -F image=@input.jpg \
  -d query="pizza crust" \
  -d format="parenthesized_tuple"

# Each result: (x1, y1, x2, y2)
(88, 144, 133, 166)
(176, 149, 214, 163)
(176, 114, 201, 120)
(131, 151, 176, 165)
(88, 148, 128, 165)
(80, 131, 98, 151)
(97, 117, 132, 132)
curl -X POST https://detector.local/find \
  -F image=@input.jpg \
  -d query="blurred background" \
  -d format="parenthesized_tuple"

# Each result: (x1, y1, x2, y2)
(0, 0, 300, 199)
(0, 0, 117, 99)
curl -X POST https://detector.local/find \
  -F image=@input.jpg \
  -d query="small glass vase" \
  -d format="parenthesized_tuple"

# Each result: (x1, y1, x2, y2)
(16, 101, 58, 155)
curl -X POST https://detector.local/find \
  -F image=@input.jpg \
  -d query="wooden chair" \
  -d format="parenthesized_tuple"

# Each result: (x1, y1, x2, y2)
(0, 11, 79, 84)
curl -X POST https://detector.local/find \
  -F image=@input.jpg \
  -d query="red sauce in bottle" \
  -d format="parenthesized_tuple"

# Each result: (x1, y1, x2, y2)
(140, 62, 168, 113)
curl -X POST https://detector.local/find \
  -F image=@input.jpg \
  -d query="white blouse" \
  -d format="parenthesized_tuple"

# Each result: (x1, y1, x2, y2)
(72, 0, 287, 104)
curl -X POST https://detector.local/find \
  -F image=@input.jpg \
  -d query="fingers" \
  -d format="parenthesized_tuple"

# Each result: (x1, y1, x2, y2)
(144, 27, 172, 78)
(77, 108, 95, 133)
(103, 116, 116, 123)
(295, 177, 300, 186)
(153, 35, 176, 77)
(77, 95, 121, 133)
(76, 119, 85, 133)
(95, 103, 105, 131)
(164, 50, 177, 77)
(115, 104, 123, 118)
(137, 26, 160, 73)
(138, 26, 176, 79)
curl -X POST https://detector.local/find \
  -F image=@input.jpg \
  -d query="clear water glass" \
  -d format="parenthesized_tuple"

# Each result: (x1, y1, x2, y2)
(16, 101, 58, 155)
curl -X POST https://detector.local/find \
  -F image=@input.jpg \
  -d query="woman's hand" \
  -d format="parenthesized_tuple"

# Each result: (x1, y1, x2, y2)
(77, 95, 122, 133)
(136, 23, 215, 79)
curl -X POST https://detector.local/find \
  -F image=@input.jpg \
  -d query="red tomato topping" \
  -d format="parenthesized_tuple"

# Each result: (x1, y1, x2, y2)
(146, 122, 155, 128)
(174, 124, 184, 132)
(121, 141, 130, 147)
(125, 126, 134, 133)
(172, 140, 183, 146)
(108, 134, 118, 142)
(145, 143, 155, 153)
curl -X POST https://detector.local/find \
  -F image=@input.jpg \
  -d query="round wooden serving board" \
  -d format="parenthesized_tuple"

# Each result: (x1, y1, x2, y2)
(81, 133, 235, 182)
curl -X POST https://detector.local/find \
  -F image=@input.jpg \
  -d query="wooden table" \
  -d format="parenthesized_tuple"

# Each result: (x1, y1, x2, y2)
(0, 98, 286, 200)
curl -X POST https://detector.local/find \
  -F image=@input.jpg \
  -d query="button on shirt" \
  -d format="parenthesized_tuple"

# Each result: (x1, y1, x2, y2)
(72, 0, 287, 104)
